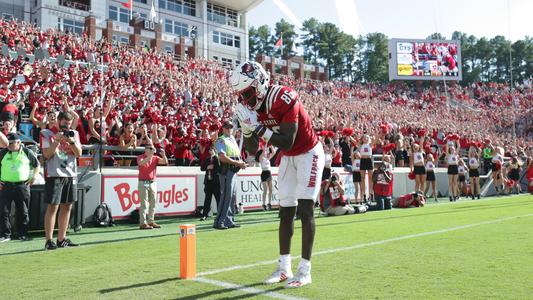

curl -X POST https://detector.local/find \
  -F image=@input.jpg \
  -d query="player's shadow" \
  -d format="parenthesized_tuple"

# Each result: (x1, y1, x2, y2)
(99, 277, 178, 294)
(172, 282, 286, 300)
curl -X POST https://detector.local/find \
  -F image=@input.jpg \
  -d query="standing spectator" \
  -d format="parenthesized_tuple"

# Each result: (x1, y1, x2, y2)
(0, 133, 39, 242)
(258, 145, 275, 211)
(424, 154, 438, 202)
(213, 121, 246, 230)
(1, 112, 16, 136)
(41, 111, 82, 250)
(199, 147, 220, 221)
(506, 156, 522, 194)
(482, 140, 494, 175)
(458, 159, 467, 199)
(137, 142, 168, 229)
(118, 122, 137, 166)
(491, 147, 504, 195)
(526, 157, 533, 194)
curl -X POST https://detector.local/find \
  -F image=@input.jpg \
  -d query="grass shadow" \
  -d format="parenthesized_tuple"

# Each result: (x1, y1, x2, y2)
(172, 282, 286, 300)
(99, 277, 179, 294)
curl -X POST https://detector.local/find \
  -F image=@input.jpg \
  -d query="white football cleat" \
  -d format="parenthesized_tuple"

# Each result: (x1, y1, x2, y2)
(285, 270, 312, 288)
(264, 268, 293, 284)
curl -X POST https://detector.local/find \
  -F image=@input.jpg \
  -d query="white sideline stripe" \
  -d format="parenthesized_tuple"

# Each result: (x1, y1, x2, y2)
(193, 277, 307, 300)
(198, 213, 533, 277)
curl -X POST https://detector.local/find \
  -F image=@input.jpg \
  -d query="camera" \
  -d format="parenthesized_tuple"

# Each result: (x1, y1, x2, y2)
(63, 130, 75, 138)
(331, 176, 337, 182)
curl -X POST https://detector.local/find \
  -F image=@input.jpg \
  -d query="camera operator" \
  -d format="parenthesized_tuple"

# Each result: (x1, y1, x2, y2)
(41, 111, 82, 250)
(391, 192, 426, 208)
(369, 162, 393, 211)
(320, 172, 355, 216)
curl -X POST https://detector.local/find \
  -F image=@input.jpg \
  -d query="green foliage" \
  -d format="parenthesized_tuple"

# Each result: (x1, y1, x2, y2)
(249, 19, 532, 84)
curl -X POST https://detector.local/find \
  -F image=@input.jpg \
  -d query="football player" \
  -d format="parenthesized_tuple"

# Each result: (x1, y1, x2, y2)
(230, 61, 325, 288)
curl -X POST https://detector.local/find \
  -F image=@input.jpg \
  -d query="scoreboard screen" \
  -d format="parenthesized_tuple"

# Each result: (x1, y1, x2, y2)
(389, 39, 462, 81)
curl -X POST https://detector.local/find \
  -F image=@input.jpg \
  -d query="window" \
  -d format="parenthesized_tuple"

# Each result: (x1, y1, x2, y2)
(221, 57, 232, 67)
(212, 31, 241, 48)
(235, 60, 240, 66)
(207, 3, 238, 27)
(213, 56, 218, 61)
(159, 0, 196, 16)
(164, 46, 173, 54)
(109, 6, 130, 23)
(59, 18, 84, 35)
(164, 19, 190, 37)
(113, 35, 130, 45)
(2, 13, 13, 21)
(134, 0, 147, 3)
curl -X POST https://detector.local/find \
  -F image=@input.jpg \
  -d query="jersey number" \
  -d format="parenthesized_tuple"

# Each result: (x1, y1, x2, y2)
(280, 90, 296, 105)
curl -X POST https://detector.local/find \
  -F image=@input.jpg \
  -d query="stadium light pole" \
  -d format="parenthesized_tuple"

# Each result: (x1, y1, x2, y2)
(507, 0, 516, 148)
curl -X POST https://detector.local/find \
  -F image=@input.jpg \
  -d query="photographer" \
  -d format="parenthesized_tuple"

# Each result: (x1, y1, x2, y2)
(41, 111, 82, 250)
(320, 172, 355, 216)
(392, 192, 426, 208)
(369, 162, 393, 211)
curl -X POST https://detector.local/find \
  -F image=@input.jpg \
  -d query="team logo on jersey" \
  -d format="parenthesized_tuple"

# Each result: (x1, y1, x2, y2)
(240, 63, 257, 79)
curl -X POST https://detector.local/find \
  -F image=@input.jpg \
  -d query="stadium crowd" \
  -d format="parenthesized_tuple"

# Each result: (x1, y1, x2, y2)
(0, 18, 532, 187)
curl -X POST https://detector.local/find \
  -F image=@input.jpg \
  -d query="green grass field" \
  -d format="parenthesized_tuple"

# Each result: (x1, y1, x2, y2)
(2, 195, 532, 300)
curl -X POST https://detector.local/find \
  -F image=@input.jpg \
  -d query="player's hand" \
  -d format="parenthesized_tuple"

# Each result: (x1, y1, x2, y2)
(235, 103, 258, 134)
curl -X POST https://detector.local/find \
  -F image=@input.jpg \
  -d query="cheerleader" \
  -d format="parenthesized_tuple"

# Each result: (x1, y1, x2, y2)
(458, 159, 467, 199)
(424, 154, 438, 202)
(259, 146, 276, 211)
(351, 151, 362, 204)
(491, 147, 504, 195)
(394, 134, 405, 167)
(359, 135, 374, 202)
(446, 146, 459, 201)
(468, 147, 481, 199)
(410, 144, 426, 193)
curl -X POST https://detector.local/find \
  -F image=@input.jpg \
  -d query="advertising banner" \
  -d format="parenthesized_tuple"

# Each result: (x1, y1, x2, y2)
(102, 175, 197, 219)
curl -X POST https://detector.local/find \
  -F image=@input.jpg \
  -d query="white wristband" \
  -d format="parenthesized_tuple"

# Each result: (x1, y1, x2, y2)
(262, 128, 273, 142)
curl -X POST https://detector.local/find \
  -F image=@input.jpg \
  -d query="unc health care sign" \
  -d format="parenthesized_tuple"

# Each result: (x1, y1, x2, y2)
(235, 171, 357, 209)
(236, 173, 280, 210)
(102, 175, 197, 219)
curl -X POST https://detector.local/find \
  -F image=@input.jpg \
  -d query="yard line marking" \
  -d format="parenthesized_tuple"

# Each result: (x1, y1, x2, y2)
(193, 277, 308, 300)
(198, 213, 533, 277)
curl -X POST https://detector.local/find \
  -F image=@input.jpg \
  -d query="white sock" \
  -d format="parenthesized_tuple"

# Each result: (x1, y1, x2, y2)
(279, 254, 291, 271)
(298, 259, 311, 273)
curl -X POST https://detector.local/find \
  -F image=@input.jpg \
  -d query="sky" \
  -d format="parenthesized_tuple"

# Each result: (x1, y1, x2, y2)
(247, 0, 533, 42)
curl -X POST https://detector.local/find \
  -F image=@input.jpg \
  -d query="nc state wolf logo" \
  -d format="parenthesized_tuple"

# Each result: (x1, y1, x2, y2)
(241, 63, 257, 79)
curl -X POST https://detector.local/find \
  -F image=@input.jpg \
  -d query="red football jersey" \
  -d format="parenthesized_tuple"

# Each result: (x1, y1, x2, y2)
(257, 85, 318, 156)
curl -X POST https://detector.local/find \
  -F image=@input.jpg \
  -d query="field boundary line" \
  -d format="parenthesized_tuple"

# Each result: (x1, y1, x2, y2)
(197, 213, 533, 277)
(193, 277, 308, 300)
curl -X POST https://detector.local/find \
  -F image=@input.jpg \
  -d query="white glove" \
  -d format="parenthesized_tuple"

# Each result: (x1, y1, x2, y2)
(235, 103, 259, 135)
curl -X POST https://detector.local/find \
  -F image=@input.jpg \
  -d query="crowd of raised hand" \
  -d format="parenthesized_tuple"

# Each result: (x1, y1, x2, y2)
(1, 18, 531, 165)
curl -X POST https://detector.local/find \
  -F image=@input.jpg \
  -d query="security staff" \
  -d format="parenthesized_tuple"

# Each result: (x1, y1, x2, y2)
(213, 121, 246, 230)
(482, 140, 494, 175)
(0, 133, 40, 242)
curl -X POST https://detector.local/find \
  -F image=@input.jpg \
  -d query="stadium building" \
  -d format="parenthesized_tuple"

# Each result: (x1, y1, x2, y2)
(0, 0, 263, 65)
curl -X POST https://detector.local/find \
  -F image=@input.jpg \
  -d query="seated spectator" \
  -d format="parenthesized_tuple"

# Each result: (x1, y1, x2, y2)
(392, 192, 426, 208)
(320, 172, 355, 216)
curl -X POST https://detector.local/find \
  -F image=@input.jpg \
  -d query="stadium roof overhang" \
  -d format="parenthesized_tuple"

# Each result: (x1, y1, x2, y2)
(210, 0, 263, 12)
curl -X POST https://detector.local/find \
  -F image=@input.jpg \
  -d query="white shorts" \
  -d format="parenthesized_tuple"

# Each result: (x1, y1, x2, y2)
(278, 142, 325, 207)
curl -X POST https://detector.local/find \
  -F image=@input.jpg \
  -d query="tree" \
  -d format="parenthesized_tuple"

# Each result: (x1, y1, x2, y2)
(248, 26, 259, 59)
(300, 18, 321, 64)
(427, 33, 446, 40)
(251, 25, 274, 57)
(363, 32, 389, 83)
(272, 19, 297, 57)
